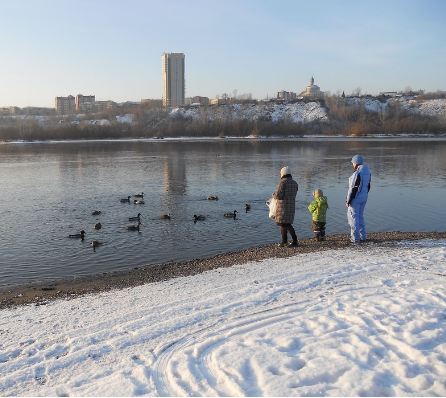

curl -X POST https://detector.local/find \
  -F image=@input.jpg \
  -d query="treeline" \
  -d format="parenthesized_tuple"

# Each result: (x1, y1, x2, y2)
(323, 96, 446, 136)
(1, 97, 445, 141)
(154, 118, 320, 138)
(0, 125, 145, 141)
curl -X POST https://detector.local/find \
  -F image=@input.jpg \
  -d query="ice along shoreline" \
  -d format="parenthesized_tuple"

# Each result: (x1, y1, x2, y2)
(1, 231, 445, 310)
(1, 133, 446, 145)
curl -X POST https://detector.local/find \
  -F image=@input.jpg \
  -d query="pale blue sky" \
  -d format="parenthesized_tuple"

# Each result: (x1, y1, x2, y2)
(0, 0, 445, 107)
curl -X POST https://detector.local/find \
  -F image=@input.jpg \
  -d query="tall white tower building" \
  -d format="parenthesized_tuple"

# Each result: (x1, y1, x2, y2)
(162, 52, 185, 108)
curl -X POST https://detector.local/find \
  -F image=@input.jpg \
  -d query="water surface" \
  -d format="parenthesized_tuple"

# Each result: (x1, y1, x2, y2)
(1, 138, 445, 288)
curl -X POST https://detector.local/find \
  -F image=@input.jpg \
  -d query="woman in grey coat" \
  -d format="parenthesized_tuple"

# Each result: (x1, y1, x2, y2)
(273, 166, 299, 247)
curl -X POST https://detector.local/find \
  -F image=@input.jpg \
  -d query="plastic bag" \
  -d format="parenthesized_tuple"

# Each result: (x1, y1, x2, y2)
(266, 197, 277, 219)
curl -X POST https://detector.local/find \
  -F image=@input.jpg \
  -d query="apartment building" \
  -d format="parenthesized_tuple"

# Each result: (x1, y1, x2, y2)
(76, 94, 96, 113)
(162, 52, 185, 108)
(55, 95, 76, 114)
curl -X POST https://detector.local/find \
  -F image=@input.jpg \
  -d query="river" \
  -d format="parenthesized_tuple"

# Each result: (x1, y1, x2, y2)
(0, 137, 445, 289)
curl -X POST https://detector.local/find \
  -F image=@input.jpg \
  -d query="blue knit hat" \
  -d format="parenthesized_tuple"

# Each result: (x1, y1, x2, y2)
(351, 154, 364, 165)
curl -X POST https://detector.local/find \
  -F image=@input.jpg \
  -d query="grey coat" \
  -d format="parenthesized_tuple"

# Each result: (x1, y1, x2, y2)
(273, 175, 298, 224)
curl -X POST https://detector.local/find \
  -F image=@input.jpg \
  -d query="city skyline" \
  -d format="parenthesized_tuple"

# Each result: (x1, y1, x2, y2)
(0, 0, 445, 108)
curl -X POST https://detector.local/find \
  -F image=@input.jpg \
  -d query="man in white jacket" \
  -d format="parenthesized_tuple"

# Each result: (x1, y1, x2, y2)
(346, 155, 371, 243)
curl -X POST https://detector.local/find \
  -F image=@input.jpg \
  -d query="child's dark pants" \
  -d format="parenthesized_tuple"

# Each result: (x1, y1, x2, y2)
(312, 221, 326, 241)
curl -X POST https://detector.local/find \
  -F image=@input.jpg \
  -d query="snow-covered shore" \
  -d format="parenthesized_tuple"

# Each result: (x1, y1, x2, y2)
(1, 240, 445, 396)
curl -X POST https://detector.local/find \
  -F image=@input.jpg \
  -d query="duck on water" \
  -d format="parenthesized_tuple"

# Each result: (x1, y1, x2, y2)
(224, 210, 238, 219)
(193, 214, 206, 222)
(129, 213, 142, 221)
(68, 230, 85, 240)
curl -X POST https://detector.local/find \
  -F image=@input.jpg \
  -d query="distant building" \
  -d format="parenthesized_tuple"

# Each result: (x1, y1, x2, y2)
(9, 106, 20, 115)
(118, 101, 140, 112)
(210, 97, 230, 106)
(0, 106, 22, 116)
(76, 94, 96, 113)
(190, 96, 209, 106)
(22, 107, 55, 116)
(379, 91, 399, 97)
(141, 99, 163, 109)
(0, 107, 11, 116)
(55, 95, 75, 114)
(300, 76, 324, 99)
(95, 100, 118, 112)
(277, 90, 297, 101)
(162, 52, 185, 108)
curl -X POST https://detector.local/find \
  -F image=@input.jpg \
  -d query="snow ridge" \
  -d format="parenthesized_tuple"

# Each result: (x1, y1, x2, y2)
(170, 102, 329, 124)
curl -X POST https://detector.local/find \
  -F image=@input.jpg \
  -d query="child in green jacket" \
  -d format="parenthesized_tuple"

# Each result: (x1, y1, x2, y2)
(308, 189, 329, 241)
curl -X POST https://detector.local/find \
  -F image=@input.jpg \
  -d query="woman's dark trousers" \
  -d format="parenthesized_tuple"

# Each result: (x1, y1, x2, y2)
(279, 223, 297, 244)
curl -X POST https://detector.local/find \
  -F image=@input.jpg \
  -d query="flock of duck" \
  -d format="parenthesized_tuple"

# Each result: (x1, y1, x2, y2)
(68, 192, 252, 251)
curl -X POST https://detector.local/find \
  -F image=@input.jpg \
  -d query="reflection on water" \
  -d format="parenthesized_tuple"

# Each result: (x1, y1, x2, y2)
(0, 138, 445, 289)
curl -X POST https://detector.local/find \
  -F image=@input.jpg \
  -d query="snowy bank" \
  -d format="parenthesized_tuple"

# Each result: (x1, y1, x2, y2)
(1, 239, 445, 396)
(170, 102, 329, 124)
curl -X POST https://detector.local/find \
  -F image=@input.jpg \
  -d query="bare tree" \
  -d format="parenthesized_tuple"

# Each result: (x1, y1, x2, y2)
(351, 87, 362, 97)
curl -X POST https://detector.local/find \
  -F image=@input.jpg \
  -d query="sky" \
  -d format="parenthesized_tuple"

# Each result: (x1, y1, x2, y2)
(0, 0, 445, 107)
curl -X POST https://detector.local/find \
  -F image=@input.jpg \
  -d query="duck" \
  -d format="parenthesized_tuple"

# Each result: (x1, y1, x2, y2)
(245, 203, 251, 212)
(133, 192, 144, 198)
(91, 240, 103, 251)
(120, 196, 131, 203)
(193, 215, 206, 222)
(129, 213, 142, 221)
(94, 222, 102, 230)
(224, 210, 238, 218)
(92, 210, 101, 216)
(127, 222, 141, 231)
(68, 230, 85, 240)
(160, 214, 171, 220)
(134, 199, 145, 205)
(207, 195, 219, 201)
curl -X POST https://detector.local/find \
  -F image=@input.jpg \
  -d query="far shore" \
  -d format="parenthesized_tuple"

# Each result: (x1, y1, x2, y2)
(1, 231, 445, 310)
(1, 133, 446, 145)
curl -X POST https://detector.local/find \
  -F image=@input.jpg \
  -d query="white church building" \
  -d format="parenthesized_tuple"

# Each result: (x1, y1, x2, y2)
(300, 76, 324, 99)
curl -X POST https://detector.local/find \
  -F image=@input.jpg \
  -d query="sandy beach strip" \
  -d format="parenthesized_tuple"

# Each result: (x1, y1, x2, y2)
(1, 231, 445, 309)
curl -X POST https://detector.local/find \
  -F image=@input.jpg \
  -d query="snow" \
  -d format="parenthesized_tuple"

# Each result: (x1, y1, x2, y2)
(170, 102, 328, 124)
(416, 99, 446, 118)
(345, 97, 388, 113)
(346, 97, 446, 119)
(1, 240, 446, 396)
(84, 119, 111, 126)
(116, 114, 135, 124)
(169, 97, 446, 126)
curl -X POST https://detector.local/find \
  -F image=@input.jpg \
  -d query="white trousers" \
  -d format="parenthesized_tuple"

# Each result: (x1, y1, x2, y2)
(347, 201, 367, 243)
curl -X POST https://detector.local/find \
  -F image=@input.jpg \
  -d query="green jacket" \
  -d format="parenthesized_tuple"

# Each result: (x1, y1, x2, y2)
(308, 196, 328, 222)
